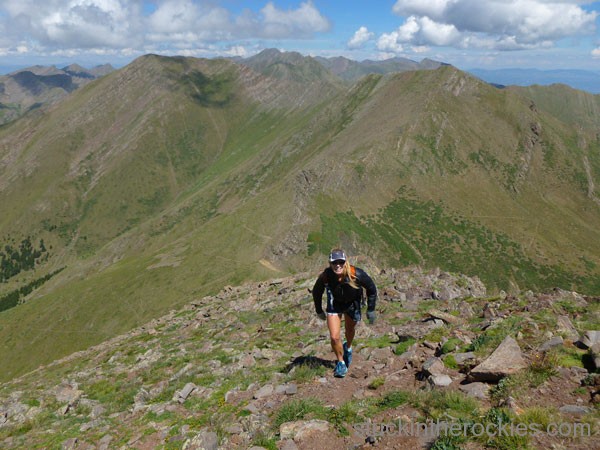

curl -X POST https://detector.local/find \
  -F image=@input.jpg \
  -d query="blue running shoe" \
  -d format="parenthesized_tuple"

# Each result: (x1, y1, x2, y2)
(334, 361, 348, 378)
(343, 342, 353, 368)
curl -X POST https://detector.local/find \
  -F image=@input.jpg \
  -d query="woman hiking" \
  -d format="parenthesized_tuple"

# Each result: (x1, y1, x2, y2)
(312, 249, 378, 378)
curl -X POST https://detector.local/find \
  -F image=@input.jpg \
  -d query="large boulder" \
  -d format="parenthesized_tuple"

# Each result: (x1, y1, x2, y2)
(470, 336, 526, 382)
(578, 330, 600, 349)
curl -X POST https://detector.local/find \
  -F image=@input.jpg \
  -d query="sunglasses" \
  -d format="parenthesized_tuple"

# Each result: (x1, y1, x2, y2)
(330, 260, 346, 266)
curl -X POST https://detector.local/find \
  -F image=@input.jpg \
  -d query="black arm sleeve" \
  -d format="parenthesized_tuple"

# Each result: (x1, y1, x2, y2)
(312, 274, 326, 314)
(356, 268, 377, 312)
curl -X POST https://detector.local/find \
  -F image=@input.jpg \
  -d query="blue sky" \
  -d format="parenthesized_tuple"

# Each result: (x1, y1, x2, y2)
(0, 1, 599, 72)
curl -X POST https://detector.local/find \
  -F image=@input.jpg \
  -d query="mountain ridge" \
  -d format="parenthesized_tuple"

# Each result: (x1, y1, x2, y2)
(0, 51, 599, 382)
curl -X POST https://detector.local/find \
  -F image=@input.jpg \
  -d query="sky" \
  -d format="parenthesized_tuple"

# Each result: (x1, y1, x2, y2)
(0, 0, 599, 73)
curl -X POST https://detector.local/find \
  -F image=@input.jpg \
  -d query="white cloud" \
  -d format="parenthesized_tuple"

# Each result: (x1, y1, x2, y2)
(0, 0, 331, 56)
(147, 0, 202, 34)
(258, 1, 330, 38)
(592, 47, 600, 58)
(390, 0, 597, 50)
(377, 31, 404, 54)
(411, 45, 430, 53)
(378, 15, 460, 54)
(347, 26, 374, 49)
(1, 0, 143, 50)
(418, 16, 460, 46)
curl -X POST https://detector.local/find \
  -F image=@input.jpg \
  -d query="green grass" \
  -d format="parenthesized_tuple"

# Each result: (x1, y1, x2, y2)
(286, 363, 327, 383)
(443, 355, 458, 369)
(467, 317, 523, 356)
(394, 337, 417, 355)
(311, 191, 599, 293)
(272, 397, 328, 429)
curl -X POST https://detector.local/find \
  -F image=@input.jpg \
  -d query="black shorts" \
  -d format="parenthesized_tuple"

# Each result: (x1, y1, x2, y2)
(326, 288, 361, 322)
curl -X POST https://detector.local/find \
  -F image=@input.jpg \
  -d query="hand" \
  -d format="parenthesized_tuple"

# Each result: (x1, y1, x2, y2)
(317, 311, 327, 321)
(366, 310, 376, 324)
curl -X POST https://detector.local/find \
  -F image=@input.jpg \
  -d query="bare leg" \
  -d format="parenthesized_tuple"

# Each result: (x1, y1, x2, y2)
(344, 313, 356, 349)
(327, 314, 344, 362)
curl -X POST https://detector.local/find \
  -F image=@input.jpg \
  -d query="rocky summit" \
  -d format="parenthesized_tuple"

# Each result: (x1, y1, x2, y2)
(0, 265, 598, 449)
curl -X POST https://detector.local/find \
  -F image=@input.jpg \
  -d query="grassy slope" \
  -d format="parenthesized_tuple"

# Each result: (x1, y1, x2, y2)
(0, 55, 342, 381)
(304, 68, 600, 291)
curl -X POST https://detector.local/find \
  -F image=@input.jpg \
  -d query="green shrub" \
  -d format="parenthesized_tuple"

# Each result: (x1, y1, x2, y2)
(440, 338, 462, 354)
(368, 377, 385, 390)
(443, 355, 458, 369)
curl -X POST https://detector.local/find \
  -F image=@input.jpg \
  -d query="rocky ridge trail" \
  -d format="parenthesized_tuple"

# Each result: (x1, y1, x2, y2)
(0, 265, 598, 449)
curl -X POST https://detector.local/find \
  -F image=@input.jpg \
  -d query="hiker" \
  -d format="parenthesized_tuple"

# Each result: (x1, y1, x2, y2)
(312, 249, 377, 378)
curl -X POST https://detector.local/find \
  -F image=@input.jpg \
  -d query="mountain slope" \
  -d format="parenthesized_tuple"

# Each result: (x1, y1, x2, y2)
(0, 269, 598, 449)
(0, 64, 114, 124)
(0, 52, 599, 381)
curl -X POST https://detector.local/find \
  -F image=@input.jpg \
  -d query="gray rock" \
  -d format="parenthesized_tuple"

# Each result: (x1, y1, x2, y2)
(453, 352, 476, 365)
(225, 388, 239, 403)
(559, 405, 592, 417)
(396, 343, 420, 368)
(62, 438, 78, 450)
(458, 301, 475, 318)
(279, 439, 299, 450)
(459, 382, 490, 400)
(285, 383, 298, 395)
(579, 330, 600, 349)
(184, 430, 219, 450)
(470, 336, 527, 381)
(55, 384, 83, 406)
(482, 303, 498, 319)
(224, 423, 244, 434)
(556, 315, 579, 340)
(428, 374, 453, 387)
(422, 357, 446, 377)
(279, 420, 329, 441)
(422, 340, 438, 350)
(97, 434, 113, 450)
(538, 335, 564, 352)
(174, 383, 196, 403)
(368, 347, 393, 362)
(253, 384, 274, 399)
(245, 402, 260, 414)
(426, 309, 461, 325)
(239, 354, 256, 368)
